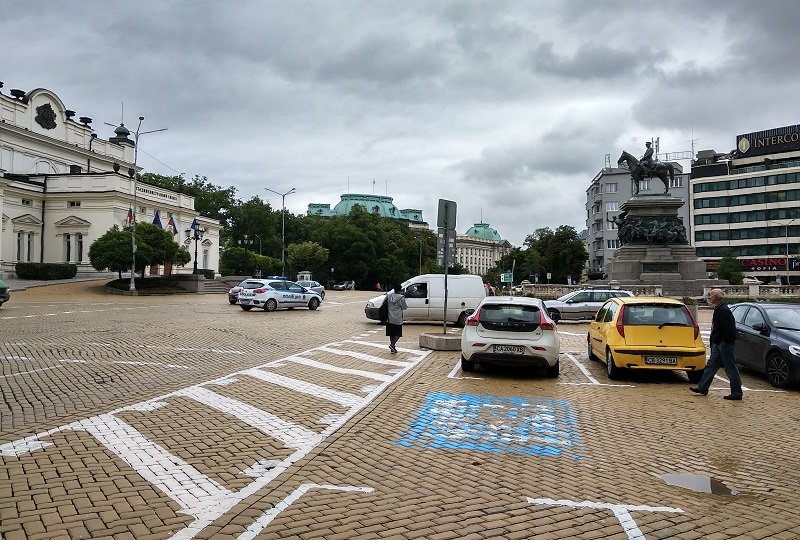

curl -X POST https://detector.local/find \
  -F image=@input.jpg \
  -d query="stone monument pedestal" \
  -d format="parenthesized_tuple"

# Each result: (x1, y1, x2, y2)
(605, 195, 713, 295)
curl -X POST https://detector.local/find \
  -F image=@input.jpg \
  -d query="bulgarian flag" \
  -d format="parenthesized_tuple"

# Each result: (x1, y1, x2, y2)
(125, 206, 134, 226)
(166, 215, 178, 235)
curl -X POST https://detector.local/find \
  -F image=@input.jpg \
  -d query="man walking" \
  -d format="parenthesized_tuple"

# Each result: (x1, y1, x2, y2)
(690, 288, 743, 400)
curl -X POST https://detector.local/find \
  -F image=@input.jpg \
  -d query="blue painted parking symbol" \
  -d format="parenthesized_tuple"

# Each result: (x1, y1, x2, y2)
(396, 392, 583, 459)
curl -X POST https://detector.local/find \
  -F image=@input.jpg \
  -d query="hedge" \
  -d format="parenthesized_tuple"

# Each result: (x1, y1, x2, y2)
(15, 263, 78, 280)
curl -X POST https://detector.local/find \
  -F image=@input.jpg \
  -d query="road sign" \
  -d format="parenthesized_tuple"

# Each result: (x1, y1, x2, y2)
(501, 273, 513, 283)
(437, 199, 457, 229)
(436, 228, 456, 267)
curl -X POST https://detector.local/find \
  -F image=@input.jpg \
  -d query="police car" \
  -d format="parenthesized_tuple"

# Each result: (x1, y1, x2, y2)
(237, 278, 322, 312)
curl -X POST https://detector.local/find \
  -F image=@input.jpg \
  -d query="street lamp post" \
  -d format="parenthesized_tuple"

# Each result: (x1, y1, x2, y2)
(125, 117, 167, 293)
(186, 225, 206, 273)
(265, 187, 296, 277)
(787, 219, 795, 285)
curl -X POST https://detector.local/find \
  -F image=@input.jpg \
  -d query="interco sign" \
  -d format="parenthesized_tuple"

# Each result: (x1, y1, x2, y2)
(737, 124, 800, 158)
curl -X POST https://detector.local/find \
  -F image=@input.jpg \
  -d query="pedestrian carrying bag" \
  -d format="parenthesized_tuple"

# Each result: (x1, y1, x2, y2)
(379, 296, 389, 323)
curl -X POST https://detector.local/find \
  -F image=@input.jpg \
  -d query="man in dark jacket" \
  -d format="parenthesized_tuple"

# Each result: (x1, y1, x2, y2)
(690, 288, 743, 400)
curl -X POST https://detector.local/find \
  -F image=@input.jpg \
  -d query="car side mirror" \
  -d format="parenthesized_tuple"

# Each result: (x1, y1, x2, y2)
(752, 322, 769, 335)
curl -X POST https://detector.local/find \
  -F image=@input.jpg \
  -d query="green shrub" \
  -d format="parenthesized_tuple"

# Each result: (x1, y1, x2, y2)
(15, 263, 78, 279)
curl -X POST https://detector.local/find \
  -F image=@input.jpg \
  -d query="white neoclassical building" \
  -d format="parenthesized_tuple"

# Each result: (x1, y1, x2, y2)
(456, 222, 512, 276)
(0, 84, 220, 278)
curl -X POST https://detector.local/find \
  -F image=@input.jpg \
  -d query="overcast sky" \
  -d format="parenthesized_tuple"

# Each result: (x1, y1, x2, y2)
(4, 1, 799, 245)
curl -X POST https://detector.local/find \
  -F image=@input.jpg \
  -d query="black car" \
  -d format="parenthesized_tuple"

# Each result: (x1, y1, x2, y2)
(730, 302, 800, 388)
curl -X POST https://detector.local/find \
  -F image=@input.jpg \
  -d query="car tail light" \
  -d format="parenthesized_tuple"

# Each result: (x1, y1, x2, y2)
(616, 304, 626, 338)
(539, 312, 555, 331)
(254, 288, 266, 294)
(684, 305, 700, 340)
(466, 307, 481, 326)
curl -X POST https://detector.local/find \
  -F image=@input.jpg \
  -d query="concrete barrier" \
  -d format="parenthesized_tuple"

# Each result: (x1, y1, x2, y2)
(419, 332, 461, 351)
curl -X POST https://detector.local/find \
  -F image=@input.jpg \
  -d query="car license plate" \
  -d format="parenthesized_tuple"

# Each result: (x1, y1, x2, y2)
(645, 356, 678, 365)
(494, 345, 524, 354)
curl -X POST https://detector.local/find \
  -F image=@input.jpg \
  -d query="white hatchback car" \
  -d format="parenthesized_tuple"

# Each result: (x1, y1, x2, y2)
(460, 296, 560, 376)
(238, 279, 322, 312)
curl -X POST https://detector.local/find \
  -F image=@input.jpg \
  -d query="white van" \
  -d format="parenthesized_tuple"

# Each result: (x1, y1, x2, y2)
(364, 274, 486, 326)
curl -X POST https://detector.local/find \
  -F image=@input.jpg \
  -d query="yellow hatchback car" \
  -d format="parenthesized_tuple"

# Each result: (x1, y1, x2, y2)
(587, 297, 706, 382)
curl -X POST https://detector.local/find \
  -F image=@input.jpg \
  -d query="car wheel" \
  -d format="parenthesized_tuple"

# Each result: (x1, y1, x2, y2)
(228, 298, 237, 305)
(547, 309, 561, 322)
(461, 355, 476, 372)
(766, 351, 792, 388)
(687, 370, 703, 383)
(606, 348, 622, 380)
(240, 305, 253, 311)
(545, 360, 559, 378)
(587, 337, 597, 361)
(264, 299, 278, 312)
(456, 312, 468, 328)
(308, 297, 320, 310)
(320, 291, 325, 300)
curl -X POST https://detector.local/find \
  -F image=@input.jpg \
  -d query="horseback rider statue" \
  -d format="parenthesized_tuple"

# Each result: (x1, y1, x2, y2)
(617, 142, 674, 195)
(639, 141, 655, 177)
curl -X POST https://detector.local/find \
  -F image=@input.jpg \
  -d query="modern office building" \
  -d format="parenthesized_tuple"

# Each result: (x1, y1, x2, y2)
(0, 83, 221, 277)
(585, 162, 690, 278)
(690, 123, 800, 282)
(455, 222, 512, 276)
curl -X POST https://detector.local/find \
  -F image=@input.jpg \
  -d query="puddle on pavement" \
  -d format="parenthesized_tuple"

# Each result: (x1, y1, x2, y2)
(660, 473, 738, 495)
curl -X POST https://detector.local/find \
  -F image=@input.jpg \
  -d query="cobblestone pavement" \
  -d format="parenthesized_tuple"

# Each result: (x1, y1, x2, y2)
(1, 283, 799, 539)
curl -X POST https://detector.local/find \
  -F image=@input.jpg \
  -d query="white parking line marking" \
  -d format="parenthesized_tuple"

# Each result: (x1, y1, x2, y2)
(527, 497, 683, 540)
(113, 360, 191, 369)
(0, 366, 63, 379)
(236, 483, 374, 540)
(242, 369, 363, 407)
(285, 355, 392, 381)
(712, 374, 786, 393)
(446, 358, 483, 380)
(317, 345, 409, 367)
(75, 414, 233, 518)
(175, 387, 322, 448)
(563, 352, 599, 384)
(344, 339, 419, 355)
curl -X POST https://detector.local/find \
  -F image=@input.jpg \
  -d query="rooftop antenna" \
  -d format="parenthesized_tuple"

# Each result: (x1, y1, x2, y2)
(347, 176, 350, 194)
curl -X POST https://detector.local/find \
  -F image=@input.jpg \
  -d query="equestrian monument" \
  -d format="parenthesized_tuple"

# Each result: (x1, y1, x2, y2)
(605, 145, 710, 294)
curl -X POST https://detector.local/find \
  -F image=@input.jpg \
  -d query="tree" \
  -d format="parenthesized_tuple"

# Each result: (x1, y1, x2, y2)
(88, 223, 185, 278)
(287, 242, 329, 278)
(716, 249, 744, 284)
(88, 225, 132, 279)
(219, 246, 258, 276)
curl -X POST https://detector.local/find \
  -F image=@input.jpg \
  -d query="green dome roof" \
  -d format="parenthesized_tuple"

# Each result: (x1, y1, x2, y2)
(464, 222, 502, 241)
(332, 194, 401, 218)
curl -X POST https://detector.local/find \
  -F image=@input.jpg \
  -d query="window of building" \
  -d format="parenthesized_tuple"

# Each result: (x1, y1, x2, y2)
(607, 239, 620, 249)
(22, 198, 32, 206)
(65, 233, 71, 262)
(77, 233, 84, 262)
(605, 202, 618, 211)
(139, 206, 147, 214)
(605, 183, 618, 193)
(640, 179, 650, 191)
(27, 232, 33, 262)
(68, 201, 81, 208)
(607, 219, 617, 230)
(669, 177, 683, 188)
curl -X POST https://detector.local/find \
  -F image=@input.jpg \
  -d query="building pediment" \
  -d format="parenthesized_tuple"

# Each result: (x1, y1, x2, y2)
(11, 213, 43, 226)
(54, 215, 91, 227)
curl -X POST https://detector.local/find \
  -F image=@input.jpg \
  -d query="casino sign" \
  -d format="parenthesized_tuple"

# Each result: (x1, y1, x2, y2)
(737, 124, 800, 158)
(705, 257, 800, 272)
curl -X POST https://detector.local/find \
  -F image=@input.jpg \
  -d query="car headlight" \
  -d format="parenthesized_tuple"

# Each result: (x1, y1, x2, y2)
(789, 345, 800, 357)
(366, 301, 376, 308)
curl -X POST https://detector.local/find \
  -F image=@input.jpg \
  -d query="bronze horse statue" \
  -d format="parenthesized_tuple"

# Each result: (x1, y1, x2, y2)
(617, 151, 674, 195)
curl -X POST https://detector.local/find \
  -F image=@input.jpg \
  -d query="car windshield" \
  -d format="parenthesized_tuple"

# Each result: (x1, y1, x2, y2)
(764, 306, 800, 330)
(480, 304, 541, 324)
(622, 304, 691, 326)
(242, 281, 266, 289)
(556, 292, 577, 302)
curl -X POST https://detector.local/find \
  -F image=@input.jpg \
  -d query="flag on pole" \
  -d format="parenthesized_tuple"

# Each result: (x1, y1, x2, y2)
(152, 210, 163, 229)
(166, 215, 178, 235)
(126, 206, 134, 226)
(190, 218, 198, 232)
